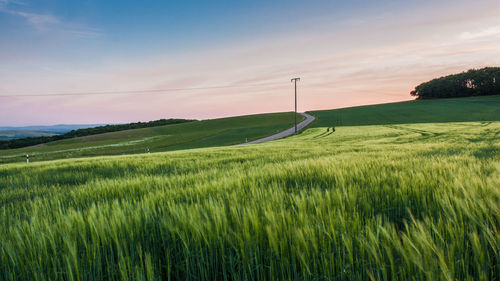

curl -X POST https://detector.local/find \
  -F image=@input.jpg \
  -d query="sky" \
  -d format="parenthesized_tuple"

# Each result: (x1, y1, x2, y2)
(0, 0, 499, 126)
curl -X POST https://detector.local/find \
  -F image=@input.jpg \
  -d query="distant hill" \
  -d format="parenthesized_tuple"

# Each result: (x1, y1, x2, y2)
(0, 124, 105, 134)
(0, 119, 194, 149)
(3, 95, 499, 163)
(0, 130, 58, 141)
(309, 95, 500, 127)
(0, 112, 302, 163)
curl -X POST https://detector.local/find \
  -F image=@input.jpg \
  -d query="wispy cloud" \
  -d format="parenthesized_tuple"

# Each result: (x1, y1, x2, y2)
(0, 0, 26, 8)
(460, 26, 500, 40)
(0, 2, 101, 38)
(8, 10, 59, 26)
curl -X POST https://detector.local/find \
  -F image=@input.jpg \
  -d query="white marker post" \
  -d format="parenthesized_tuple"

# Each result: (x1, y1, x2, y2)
(26, 153, 29, 164)
(147, 148, 150, 154)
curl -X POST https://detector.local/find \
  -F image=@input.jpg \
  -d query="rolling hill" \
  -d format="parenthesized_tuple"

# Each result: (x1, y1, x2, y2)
(0, 130, 58, 141)
(0, 112, 304, 164)
(0, 124, 105, 134)
(309, 95, 500, 127)
(2, 95, 499, 164)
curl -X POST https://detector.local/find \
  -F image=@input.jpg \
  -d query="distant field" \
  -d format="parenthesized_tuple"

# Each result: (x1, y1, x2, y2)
(1, 121, 498, 280)
(0, 130, 57, 140)
(0, 112, 303, 164)
(4, 96, 498, 164)
(310, 95, 500, 127)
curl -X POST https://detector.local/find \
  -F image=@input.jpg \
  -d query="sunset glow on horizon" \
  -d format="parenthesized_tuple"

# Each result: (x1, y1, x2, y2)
(1, 0, 499, 126)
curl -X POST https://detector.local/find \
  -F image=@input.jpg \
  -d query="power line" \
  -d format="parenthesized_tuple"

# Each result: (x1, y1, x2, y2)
(0, 82, 284, 97)
(291, 78, 300, 133)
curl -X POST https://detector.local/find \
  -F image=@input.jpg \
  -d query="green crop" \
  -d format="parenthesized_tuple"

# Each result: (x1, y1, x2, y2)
(0, 121, 499, 280)
(310, 95, 500, 127)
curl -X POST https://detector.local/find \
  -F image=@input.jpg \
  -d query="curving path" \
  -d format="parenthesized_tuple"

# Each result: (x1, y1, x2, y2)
(236, 112, 315, 145)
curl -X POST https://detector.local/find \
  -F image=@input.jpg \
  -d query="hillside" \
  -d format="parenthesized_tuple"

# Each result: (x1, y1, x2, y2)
(0, 119, 194, 149)
(1, 121, 498, 280)
(309, 95, 500, 127)
(2, 96, 499, 164)
(0, 112, 303, 164)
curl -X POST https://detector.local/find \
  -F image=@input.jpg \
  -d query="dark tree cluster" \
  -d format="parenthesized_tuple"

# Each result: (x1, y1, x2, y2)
(0, 118, 195, 150)
(410, 67, 500, 99)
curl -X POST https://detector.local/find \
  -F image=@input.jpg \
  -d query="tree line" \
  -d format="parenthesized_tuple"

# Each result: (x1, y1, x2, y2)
(410, 67, 500, 99)
(0, 118, 195, 150)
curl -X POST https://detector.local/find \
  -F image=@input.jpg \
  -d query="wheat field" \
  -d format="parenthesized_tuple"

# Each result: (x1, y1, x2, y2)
(1, 122, 499, 280)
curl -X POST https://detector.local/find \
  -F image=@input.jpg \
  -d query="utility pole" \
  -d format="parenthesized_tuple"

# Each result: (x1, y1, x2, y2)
(291, 77, 300, 133)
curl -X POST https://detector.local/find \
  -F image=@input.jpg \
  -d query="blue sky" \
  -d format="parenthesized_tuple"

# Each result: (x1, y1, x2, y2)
(1, 0, 380, 60)
(1, 0, 499, 125)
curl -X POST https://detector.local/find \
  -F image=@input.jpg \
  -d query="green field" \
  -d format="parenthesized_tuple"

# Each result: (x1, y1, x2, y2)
(1, 120, 498, 280)
(310, 95, 500, 127)
(0, 112, 303, 164)
(2, 96, 498, 165)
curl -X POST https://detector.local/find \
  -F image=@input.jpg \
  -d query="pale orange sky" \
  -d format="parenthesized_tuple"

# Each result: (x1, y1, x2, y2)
(0, 0, 499, 125)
